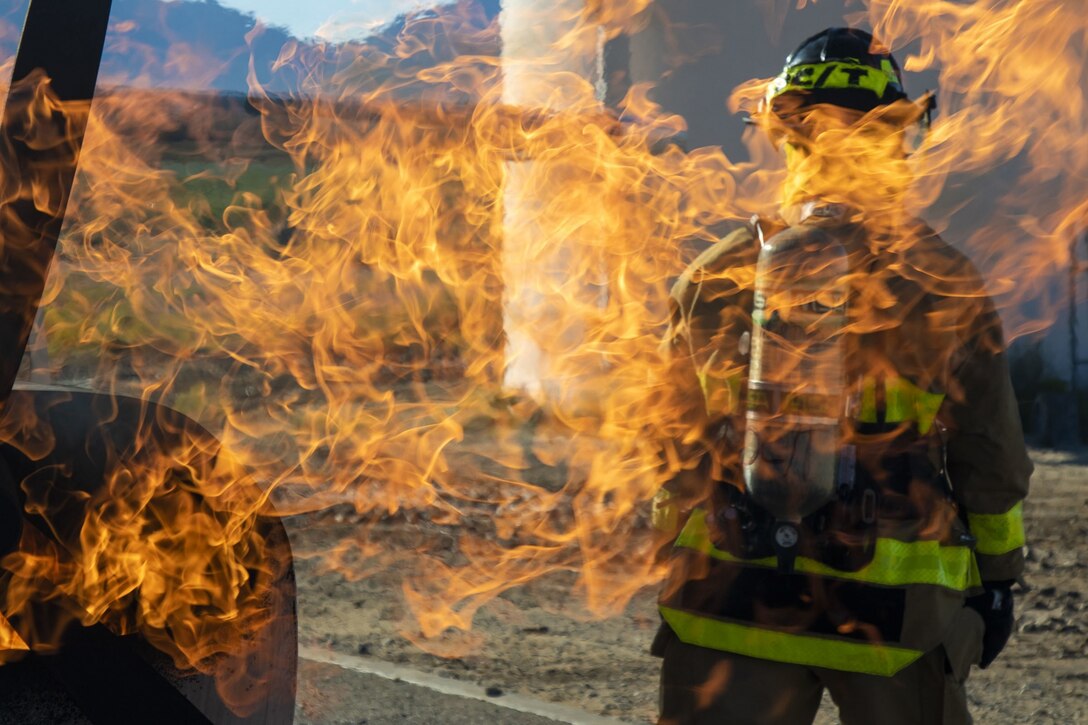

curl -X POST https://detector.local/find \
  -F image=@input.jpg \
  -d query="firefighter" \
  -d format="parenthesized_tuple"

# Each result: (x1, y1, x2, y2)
(651, 27, 1031, 725)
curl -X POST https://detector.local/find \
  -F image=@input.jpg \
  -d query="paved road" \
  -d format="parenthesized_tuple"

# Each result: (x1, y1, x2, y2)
(296, 646, 630, 725)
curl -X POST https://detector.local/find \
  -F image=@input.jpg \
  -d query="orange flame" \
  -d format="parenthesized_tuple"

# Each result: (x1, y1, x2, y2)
(0, 0, 1082, 711)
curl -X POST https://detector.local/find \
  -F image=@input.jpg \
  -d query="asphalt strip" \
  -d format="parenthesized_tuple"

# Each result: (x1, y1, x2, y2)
(298, 645, 631, 725)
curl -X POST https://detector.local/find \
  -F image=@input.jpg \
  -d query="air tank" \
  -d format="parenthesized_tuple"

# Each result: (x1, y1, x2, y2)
(743, 224, 849, 525)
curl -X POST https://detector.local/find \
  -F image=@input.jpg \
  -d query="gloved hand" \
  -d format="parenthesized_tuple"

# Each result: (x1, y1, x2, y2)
(965, 580, 1015, 669)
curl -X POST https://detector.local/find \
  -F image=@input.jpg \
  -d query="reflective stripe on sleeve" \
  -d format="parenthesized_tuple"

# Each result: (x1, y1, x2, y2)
(675, 509, 981, 590)
(659, 605, 923, 677)
(968, 502, 1026, 556)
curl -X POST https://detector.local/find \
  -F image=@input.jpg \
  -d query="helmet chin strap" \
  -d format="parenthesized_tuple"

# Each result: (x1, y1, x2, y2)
(918, 91, 937, 132)
(909, 90, 938, 154)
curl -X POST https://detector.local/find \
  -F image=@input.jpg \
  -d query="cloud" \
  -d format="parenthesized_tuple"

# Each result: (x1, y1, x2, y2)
(214, 0, 427, 41)
(315, 0, 429, 42)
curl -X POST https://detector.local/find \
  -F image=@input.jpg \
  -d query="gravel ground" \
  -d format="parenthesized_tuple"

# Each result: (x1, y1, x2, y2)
(288, 447, 1088, 724)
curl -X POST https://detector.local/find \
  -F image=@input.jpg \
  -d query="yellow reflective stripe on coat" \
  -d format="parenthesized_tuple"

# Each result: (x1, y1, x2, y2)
(652, 490, 678, 532)
(660, 606, 922, 677)
(968, 502, 1026, 556)
(675, 510, 981, 590)
(696, 365, 743, 416)
(856, 376, 944, 434)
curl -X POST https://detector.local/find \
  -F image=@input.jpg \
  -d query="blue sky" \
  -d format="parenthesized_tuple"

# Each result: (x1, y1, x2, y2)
(215, 0, 427, 40)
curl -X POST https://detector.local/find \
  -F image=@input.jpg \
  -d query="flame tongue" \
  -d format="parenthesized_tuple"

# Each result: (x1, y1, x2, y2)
(0, 0, 1081, 709)
(0, 612, 29, 659)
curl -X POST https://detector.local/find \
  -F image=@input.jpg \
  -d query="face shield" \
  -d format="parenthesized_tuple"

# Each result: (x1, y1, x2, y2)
(750, 73, 937, 217)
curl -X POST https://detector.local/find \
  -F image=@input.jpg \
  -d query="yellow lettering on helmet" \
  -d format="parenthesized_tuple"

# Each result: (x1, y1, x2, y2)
(771, 62, 893, 102)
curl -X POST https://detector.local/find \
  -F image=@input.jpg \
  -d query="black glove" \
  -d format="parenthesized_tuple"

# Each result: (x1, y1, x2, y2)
(965, 580, 1015, 669)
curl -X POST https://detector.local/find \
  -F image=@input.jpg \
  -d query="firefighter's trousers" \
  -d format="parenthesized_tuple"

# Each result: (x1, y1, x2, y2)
(657, 607, 984, 725)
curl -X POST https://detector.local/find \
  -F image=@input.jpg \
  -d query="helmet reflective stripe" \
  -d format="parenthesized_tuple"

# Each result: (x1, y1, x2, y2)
(768, 61, 904, 105)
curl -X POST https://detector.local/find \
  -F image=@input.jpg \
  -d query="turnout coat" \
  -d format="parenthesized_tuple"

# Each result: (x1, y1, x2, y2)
(654, 214, 1031, 676)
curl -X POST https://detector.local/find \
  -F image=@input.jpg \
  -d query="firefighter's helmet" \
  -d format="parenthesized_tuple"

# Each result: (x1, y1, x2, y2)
(759, 27, 934, 144)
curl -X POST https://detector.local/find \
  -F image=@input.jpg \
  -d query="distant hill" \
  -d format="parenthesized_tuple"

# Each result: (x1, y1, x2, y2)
(99, 0, 295, 93)
(97, 0, 501, 97)
(0, 0, 30, 71)
(1, 0, 500, 93)
(2, 0, 503, 100)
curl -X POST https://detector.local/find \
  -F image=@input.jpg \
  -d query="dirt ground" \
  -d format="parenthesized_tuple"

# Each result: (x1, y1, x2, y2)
(289, 447, 1088, 724)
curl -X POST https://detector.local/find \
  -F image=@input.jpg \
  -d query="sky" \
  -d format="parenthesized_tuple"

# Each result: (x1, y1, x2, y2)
(215, 0, 427, 40)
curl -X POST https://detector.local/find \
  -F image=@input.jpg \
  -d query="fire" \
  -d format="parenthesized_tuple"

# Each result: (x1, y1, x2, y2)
(0, 0, 1083, 713)
(861, 0, 1088, 339)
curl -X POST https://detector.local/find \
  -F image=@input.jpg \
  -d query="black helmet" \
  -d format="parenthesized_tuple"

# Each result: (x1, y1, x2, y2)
(766, 27, 909, 115)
